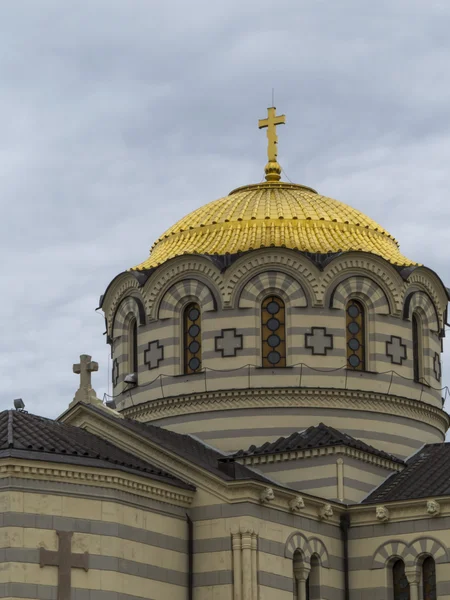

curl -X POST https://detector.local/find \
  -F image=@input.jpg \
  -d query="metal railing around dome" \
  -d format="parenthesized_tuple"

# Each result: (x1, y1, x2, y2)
(104, 361, 449, 409)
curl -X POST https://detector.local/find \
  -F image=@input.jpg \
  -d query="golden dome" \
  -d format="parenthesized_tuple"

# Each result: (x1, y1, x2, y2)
(131, 181, 417, 270)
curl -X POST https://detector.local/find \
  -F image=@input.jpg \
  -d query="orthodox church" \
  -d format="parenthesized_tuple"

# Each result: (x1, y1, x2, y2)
(1, 108, 449, 600)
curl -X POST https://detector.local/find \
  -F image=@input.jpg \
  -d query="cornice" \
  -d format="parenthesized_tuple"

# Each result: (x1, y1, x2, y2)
(0, 458, 194, 508)
(349, 496, 450, 526)
(237, 444, 404, 472)
(122, 386, 449, 435)
(60, 403, 343, 522)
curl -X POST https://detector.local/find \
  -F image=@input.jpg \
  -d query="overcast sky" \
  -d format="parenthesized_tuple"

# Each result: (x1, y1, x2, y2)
(1, 1, 449, 419)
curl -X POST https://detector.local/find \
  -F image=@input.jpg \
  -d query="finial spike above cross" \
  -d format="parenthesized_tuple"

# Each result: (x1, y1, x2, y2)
(258, 106, 286, 182)
(72, 354, 99, 406)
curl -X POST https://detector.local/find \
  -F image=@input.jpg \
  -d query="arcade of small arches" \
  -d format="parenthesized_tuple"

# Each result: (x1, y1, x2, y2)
(285, 532, 446, 600)
(112, 283, 440, 385)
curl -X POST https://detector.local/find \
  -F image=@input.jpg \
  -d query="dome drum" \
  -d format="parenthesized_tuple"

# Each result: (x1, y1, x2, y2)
(100, 141, 448, 465)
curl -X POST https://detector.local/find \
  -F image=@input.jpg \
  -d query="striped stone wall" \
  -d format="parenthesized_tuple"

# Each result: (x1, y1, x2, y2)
(348, 513, 450, 599)
(237, 453, 399, 504)
(102, 249, 448, 458)
(189, 499, 345, 600)
(0, 486, 189, 600)
(144, 395, 445, 458)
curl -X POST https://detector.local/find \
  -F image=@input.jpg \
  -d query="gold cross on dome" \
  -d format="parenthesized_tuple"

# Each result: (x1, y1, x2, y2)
(258, 106, 286, 164)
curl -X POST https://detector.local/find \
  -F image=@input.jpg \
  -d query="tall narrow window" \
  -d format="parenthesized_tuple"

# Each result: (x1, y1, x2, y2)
(128, 318, 138, 375)
(346, 300, 365, 371)
(308, 555, 320, 600)
(184, 303, 202, 374)
(261, 296, 286, 368)
(412, 313, 423, 383)
(393, 559, 410, 600)
(423, 556, 437, 600)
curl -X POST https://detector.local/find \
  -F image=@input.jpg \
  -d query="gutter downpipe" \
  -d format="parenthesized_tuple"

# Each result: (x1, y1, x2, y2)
(340, 512, 350, 600)
(187, 513, 193, 600)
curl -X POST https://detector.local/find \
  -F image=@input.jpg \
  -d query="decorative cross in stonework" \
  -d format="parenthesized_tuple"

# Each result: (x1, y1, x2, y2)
(40, 531, 89, 600)
(434, 352, 442, 380)
(144, 340, 164, 370)
(73, 354, 98, 404)
(215, 329, 243, 357)
(112, 358, 119, 387)
(305, 328, 333, 356)
(386, 336, 407, 365)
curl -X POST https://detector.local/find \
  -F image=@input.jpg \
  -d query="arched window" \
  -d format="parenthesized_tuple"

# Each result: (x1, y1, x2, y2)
(128, 318, 138, 376)
(184, 303, 202, 374)
(261, 296, 286, 368)
(346, 300, 365, 371)
(423, 556, 437, 600)
(412, 312, 423, 383)
(393, 559, 410, 600)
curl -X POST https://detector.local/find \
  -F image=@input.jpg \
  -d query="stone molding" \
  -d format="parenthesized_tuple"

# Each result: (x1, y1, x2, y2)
(60, 403, 343, 523)
(330, 275, 390, 314)
(321, 253, 403, 313)
(0, 459, 194, 508)
(143, 256, 224, 320)
(158, 279, 216, 320)
(121, 387, 449, 435)
(103, 273, 142, 338)
(238, 270, 308, 308)
(225, 249, 319, 308)
(236, 444, 403, 473)
(403, 289, 439, 332)
(284, 531, 330, 567)
(112, 295, 146, 340)
(405, 267, 448, 319)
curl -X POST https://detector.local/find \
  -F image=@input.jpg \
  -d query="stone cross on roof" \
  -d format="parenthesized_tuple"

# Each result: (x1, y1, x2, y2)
(72, 354, 99, 405)
(40, 531, 89, 600)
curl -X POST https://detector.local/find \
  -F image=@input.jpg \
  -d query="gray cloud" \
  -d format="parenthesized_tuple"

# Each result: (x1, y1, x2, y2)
(0, 0, 449, 417)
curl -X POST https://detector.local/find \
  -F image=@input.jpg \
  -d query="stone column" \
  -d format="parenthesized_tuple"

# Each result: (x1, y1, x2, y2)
(241, 527, 253, 600)
(251, 532, 258, 600)
(336, 458, 344, 502)
(405, 567, 420, 600)
(232, 530, 242, 600)
(293, 564, 311, 600)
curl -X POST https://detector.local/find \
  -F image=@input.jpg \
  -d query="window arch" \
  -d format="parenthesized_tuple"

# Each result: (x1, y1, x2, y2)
(184, 303, 202, 374)
(346, 299, 366, 371)
(423, 556, 437, 600)
(261, 296, 286, 368)
(392, 559, 410, 600)
(412, 312, 424, 383)
(128, 317, 138, 377)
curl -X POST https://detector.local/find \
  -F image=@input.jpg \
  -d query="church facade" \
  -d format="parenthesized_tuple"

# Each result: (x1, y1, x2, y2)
(1, 109, 449, 600)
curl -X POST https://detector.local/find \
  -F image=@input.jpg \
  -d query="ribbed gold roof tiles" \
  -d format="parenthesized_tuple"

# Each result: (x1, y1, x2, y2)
(132, 182, 417, 270)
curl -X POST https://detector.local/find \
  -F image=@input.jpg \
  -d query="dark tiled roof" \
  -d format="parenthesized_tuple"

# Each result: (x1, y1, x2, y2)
(233, 422, 404, 465)
(83, 404, 273, 484)
(364, 443, 450, 503)
(0, 410, 193, 490)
